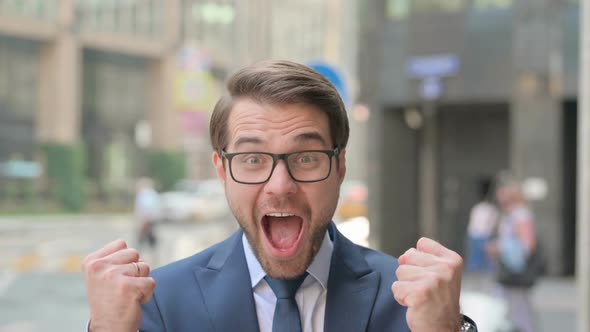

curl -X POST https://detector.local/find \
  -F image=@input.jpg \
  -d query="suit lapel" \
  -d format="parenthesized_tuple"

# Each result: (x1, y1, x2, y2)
(324, 224, 381, 332)
(194, 231, 260, 332)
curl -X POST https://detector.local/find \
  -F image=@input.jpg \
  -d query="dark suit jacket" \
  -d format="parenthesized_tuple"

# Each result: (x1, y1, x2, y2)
(140, 223, 410, 331)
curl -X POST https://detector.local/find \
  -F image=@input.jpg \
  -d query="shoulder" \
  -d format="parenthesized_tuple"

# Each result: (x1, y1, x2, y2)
(331, 225, 399, 281)
(345, 243, 410, 331)
(150, 233, 237, 284)
(353, 244, 400, 284)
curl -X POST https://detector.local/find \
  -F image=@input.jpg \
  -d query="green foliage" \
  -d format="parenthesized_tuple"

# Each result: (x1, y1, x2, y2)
(147, 150, 186, 191)
(41, 143, 87, 211)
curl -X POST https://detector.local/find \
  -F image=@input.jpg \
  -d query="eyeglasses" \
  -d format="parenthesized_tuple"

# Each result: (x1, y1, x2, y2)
(221, 148, 340, 184)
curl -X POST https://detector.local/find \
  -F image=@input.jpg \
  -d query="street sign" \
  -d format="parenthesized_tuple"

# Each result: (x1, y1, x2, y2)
(0, 160, 42, 179)
(307, 62, 350, 108)
(406, 54, 460, 79)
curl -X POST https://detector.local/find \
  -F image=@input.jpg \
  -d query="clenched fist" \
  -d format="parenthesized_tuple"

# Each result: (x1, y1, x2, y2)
(392, 237, 464, 332)
(82, 240, 156, 332)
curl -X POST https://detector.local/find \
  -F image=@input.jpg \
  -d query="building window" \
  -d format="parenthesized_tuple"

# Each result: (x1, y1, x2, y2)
(387, 0, 410, 20)
(471, 0, 512, 11)
(412, 0, 465, 13)
(387, 0, 466, 20)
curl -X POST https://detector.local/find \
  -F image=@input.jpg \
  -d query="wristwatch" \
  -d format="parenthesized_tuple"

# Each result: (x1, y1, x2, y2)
(460, 314, 478, 332)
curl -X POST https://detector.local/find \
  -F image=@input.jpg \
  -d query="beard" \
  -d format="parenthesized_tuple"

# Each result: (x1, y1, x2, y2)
(229, 195, 336, 280)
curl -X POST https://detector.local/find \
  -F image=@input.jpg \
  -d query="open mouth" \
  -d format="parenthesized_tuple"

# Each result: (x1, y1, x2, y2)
(262, 212, 304, 258)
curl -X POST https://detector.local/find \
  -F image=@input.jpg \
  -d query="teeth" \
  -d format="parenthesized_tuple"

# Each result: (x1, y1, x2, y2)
(266, 212, 295, 217)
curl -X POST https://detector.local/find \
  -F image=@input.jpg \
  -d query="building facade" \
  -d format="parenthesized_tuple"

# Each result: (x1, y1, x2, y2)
(360, 0, 580, 276)
(0, 0, 360, 209)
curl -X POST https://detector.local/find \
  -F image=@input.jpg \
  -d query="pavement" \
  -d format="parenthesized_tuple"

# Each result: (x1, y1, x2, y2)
(0, 214, 579, 332)
(462, 273, 577, 331)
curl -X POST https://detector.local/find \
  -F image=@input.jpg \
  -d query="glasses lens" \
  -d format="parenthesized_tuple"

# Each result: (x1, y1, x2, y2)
(230, 153, 274, 183)
(287, 151, 331, 182)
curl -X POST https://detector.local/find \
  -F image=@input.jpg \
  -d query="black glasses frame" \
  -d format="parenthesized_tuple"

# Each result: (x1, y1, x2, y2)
(221, 148, 340, 184)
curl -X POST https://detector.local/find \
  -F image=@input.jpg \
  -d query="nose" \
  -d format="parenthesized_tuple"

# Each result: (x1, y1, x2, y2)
(264, 160, 297, 195)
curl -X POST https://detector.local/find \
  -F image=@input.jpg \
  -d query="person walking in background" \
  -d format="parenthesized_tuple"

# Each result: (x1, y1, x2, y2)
(134, 178, 160, 254)
(466, 177, 498, 274)
(488, 180, 538, 332)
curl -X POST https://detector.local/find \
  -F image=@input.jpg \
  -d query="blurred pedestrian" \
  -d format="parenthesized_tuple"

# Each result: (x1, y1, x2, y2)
(466, 177, 498, 273)
(488, 180, 538, 332)
(134, 177, 160, 252)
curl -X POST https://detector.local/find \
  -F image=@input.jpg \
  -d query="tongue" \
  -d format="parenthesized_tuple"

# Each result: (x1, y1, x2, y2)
(267, 216, 302, 249)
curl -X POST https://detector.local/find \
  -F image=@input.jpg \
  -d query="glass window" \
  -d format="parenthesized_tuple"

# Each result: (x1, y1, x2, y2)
(411, 0, 465, 13)
(472, 0, 513, 11)
(387, 0, 410, 20)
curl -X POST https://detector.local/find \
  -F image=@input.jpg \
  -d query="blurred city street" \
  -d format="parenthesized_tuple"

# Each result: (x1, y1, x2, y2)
(0, 0, 589, 330)
(0, 214, 238, 332)
(0, 214, 577, 332)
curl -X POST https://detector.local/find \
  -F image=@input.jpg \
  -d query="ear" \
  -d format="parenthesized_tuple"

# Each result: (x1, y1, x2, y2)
(337, 148, 347, 184)
(212, 151, 227, 183)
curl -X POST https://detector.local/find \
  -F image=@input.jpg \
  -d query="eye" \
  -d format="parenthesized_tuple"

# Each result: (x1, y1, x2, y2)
(299, 154, 315, 163)
(244, 155, 262, 164)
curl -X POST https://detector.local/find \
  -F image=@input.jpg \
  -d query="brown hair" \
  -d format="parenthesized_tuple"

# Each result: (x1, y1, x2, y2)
(209, 60, 349, 153)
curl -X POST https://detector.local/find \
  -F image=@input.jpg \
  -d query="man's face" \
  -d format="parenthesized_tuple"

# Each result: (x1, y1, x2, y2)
(212, 98, 346, 279)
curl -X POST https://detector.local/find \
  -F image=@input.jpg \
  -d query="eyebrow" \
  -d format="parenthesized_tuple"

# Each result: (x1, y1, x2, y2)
(231, 132, 328, 150)
(293, 132, 328, 147)
(232, 137, 264, 150)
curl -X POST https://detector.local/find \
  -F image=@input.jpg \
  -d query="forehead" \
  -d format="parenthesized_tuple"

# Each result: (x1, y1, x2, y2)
(226, 98, 332, 148)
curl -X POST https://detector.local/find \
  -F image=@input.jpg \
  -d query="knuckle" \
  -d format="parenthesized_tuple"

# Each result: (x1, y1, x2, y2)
(391, 281, 398, 293)
(395, 266, 405, 279)
(417, 237, 429, 247)
(146, 278, 156, 291)
(425, 275, 441, 291)
(114, 239, 128, 249)
(449, 252, 463, 266)
(104, 266, 121, 280)
(411, 290, 426, 306)
(85, 258, 105, 274)
(454, 255, 464, 269)
(116, 279, 132, 296)
(127, 248, 140, 261)
(440, 263, 455, 281)
(394, 292, 406, 305)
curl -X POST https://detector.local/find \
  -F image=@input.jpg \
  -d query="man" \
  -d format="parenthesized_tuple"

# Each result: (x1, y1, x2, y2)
(83, 60, 477, 331)
(134, 178, 159, 251)
(466, 178, 498, 273)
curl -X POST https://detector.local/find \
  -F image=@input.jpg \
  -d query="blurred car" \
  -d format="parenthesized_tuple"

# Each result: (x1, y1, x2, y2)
(159, 179, 230, 223)
(335, 180, 368, 221)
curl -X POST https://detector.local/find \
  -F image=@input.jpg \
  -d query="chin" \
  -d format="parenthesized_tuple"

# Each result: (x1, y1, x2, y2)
(262, 256, 310, 280)
(261, 238, 312, 278)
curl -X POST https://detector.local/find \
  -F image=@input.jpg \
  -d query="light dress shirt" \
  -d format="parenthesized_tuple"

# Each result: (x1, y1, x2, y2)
(243, 231, 333, 332)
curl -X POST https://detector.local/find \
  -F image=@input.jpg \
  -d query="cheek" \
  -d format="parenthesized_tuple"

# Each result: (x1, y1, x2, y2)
(306, 182, 340, 216)
(226, 183, 258, 218)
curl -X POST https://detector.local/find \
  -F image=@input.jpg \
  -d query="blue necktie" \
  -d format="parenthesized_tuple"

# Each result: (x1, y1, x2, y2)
(264, 273, 308, 332)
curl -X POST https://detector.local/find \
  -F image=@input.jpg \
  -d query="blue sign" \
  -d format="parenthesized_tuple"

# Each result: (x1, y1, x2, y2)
(0, 160, 42, 179)
(406, 54, 460, 79)
(307, 62, 350, 107)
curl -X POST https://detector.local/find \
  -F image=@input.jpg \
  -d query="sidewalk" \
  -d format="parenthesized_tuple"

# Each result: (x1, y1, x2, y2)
(462, 273, 577, 332)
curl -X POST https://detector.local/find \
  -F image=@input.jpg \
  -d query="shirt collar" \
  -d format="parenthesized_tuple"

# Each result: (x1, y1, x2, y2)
(242, 231, 333, 290)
